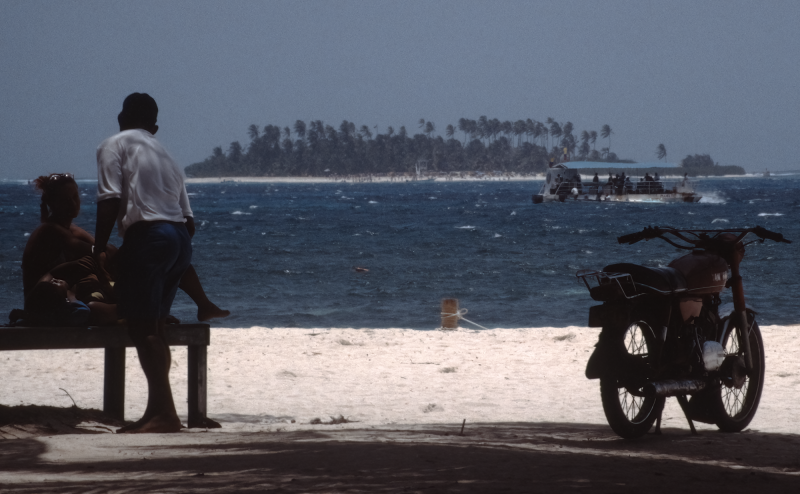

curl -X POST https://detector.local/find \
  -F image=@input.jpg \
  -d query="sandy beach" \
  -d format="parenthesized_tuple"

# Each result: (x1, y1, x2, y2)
(2, 325, 800, 491)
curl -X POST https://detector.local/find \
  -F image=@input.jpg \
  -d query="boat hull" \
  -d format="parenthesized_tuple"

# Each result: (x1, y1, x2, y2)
(533, 192, 701, 203)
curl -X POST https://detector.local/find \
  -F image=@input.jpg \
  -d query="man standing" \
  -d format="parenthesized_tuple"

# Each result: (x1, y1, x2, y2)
(94, 93, 193, 433)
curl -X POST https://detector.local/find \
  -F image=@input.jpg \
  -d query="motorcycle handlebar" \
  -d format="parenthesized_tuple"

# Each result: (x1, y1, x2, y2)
(617, 225, 792, 246)
(752, 225, 792, 244)
(617, 226, 661, 245)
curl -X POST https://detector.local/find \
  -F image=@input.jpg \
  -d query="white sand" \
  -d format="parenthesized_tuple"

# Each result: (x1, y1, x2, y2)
(2, 325, 798, 435)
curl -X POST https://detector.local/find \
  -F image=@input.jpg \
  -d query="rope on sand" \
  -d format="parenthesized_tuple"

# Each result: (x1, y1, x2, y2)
(439, 308, 490, 331)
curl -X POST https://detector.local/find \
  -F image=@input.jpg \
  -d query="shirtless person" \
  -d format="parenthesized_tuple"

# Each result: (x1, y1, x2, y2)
(22, 172, 228, 322)
(94, 93, 200, 433)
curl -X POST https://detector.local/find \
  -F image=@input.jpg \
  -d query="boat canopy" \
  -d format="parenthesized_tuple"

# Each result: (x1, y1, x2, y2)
(561, 161, 680, 169)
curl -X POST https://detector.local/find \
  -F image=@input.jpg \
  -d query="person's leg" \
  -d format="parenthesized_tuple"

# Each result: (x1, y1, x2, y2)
(117, 317, 181, 433)
(178, 264, 230, 321)
(115, 222, 184, 433)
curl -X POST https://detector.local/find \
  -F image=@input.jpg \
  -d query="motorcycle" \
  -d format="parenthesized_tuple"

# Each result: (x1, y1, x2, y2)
(577, 226, 790, 438)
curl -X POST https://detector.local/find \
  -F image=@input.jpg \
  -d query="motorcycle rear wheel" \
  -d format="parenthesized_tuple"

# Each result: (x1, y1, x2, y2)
(600, 320, 665, 439)
(712, 315, 765, 432)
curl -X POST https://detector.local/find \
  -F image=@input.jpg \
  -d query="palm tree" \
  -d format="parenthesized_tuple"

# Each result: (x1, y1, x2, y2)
(445, 124, 455, 139)
(549, 121, 562, 151)
(458, 118, 470, 144)
(600, 125, 612, 153)
(283, 127, 291, 140)
(589, 130, 598, 150)
(477, 116, 489, 142)
(247, 124, 260, 141)
(293, 120, 306, 141)
(536, 121, 548, 148)
(424, 121, 436, 138)
(360, 125, 372, 139)
(656, 143, 667, 161)
(418, 118, 426, 130)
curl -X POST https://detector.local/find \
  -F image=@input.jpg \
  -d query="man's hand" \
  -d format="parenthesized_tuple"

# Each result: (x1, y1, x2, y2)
(185, 216, 195, 238)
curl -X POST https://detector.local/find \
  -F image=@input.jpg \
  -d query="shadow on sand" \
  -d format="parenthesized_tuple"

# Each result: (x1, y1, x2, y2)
(1, 417, 799, 493)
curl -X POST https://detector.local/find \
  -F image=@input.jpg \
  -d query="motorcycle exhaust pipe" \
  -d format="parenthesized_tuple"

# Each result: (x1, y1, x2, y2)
(646, 379, 707, 397)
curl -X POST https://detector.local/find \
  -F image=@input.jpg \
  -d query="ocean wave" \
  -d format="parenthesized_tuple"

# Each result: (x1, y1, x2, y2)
(758, 213, 784, 217)
(712, 218, 729, 223)
(698, 191, 726, 204)
(231, 211, 252, 215)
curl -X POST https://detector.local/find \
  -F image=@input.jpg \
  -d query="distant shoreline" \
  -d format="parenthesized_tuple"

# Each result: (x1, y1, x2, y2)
(184, 173, 770, 184)
(0, 172, 793, 184)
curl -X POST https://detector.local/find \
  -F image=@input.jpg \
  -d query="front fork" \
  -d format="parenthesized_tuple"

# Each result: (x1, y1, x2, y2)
(729, 262, 753, 372)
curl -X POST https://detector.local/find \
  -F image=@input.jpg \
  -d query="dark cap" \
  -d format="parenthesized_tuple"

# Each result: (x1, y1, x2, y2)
(119, 92, 158, 126)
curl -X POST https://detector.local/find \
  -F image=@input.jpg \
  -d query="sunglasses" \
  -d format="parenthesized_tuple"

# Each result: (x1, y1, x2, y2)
(48, 173, 74, 182)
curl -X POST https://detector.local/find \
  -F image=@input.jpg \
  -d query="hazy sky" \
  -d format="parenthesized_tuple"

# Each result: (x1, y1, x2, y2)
(2, 0, 799, 179)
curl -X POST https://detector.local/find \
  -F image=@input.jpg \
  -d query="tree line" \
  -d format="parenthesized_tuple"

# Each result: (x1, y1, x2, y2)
(185, 117, 741, 177)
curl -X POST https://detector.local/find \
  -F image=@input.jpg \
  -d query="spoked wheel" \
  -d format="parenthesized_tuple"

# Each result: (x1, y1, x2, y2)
(712, 315, 764, 432)
(600, 320, 665, 439)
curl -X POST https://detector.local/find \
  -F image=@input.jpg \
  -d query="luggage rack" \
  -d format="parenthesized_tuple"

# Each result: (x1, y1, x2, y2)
(576, 269, 644, 300)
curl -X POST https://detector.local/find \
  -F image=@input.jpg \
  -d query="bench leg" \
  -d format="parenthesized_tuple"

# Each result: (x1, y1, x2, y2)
(188, 344, 220, 428)
(103, 347, 126, 421)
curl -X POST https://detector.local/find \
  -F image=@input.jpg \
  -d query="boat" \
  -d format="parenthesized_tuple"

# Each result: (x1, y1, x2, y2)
(763, 169, 771, 178)
(532, 161, 702, 203)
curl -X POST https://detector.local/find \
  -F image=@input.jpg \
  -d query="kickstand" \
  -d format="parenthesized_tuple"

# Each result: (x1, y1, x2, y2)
(675, 395, 698, 435)
(654, 406, 663, 435)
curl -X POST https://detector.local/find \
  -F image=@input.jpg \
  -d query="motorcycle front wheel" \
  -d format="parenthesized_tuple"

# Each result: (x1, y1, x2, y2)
(599, 320, 665, 439)
(712, 315, 765, 432)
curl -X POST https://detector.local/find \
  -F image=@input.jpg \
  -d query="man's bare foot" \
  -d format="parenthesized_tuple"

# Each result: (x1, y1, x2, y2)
(197, 302, 230, 321)
(118, 414, 183, 434)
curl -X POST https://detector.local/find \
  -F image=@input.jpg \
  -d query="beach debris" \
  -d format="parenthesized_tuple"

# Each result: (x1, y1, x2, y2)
(460, 419, 466, 436)
(310, 415, 354, 425)
(59, 388, 77, 408)
(354, 266, 369, 272)
(439, 367, 457, 373)
(422, 403, 442, 413)
(553, 332, 576, 342)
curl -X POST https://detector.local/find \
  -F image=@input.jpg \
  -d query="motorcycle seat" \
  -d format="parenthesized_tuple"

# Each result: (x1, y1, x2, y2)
(603, 263, 687, 294)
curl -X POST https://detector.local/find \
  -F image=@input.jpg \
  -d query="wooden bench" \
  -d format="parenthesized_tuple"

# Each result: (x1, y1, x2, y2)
(0, 323, 217, 428)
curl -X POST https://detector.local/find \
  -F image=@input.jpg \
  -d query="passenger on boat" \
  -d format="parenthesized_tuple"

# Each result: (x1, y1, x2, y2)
(624, 176, 634, 193)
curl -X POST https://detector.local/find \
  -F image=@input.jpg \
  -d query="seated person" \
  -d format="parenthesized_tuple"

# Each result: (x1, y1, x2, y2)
(24, 275, 92, 326)
(22, 173, 228, 321)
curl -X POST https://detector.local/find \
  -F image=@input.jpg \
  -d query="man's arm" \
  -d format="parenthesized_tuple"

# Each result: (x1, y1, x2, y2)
(94, 198, 120, 255)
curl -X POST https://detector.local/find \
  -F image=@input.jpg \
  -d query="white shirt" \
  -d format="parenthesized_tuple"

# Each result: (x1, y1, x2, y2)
(96, 129, 192, 237)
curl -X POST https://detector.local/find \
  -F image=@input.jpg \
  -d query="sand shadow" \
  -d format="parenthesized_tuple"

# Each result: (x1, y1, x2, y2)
(1, 421, 799, 492)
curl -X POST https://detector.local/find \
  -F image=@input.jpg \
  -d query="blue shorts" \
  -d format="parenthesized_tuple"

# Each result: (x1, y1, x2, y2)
(115, 221, 192, 321)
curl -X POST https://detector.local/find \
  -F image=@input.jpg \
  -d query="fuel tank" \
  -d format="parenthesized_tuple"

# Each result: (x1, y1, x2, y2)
(668, 250, 728, 294)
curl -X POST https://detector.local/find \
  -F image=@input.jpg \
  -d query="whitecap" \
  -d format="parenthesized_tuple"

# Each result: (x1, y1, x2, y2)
(231, 211, 251, 215)
(493, 233, 502, 238)
(758, 213, 784, 217)
(429, 197, 436, 200)
(456, 225, 476, 230)
(368, 201, 378, 204)
(249, 205, 258, 209)
(712, 218, 729, 223)
(510, 211, 516, 216)
(698, 192, 726, 204)
(23, 233, 30, 237)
